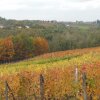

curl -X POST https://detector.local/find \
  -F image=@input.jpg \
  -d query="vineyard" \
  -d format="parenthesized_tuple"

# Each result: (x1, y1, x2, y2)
(0, 47, 100, 100)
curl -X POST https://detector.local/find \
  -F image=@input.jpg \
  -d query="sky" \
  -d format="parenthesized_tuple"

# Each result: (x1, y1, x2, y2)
(0, 0, 100, 21)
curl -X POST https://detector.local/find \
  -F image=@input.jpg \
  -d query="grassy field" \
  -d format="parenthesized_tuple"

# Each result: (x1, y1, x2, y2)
(0, 47, 100, 99)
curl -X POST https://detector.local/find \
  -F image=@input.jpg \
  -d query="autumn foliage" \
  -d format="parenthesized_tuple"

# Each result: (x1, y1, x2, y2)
(34, 37, 49, 55)
(0, 37, 14, 62)
(0, 36, 49, 62)
(0, 47, 100, 99)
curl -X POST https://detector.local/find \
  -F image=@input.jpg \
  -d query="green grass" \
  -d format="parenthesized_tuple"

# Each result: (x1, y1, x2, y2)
(33, 55, 80, 64)
(0, 49, 99, 75)
(0, 54, 81, 75)
(0, 54, 79, 69)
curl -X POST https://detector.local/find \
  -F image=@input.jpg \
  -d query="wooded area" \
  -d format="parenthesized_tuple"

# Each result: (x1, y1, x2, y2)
(0, 17, 100, 62)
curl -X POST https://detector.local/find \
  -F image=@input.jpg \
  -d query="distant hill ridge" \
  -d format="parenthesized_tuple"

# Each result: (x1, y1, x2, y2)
(0, 16, 100, 28)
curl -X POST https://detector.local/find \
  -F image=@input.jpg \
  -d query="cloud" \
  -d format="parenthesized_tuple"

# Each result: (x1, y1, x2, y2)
(0, 0, 100, 21)
(60, 0, 100, 11)
(0, 0, 100, 11)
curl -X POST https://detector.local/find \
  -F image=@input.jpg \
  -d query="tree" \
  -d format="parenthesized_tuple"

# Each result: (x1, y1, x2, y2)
(13, 34, 34, 60)
(34, 37, 49, 55)
(0, 37, 14, 62)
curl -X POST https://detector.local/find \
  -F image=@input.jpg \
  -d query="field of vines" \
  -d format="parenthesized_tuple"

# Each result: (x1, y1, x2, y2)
(0, 47, 100, 100)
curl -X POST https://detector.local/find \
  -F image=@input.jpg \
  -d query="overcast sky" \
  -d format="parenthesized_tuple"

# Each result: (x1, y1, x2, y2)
(0, 0, 100, 21)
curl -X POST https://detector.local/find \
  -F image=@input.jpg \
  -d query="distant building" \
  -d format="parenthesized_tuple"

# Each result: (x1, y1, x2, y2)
(25, 25, 30, 28)
(66, 25, 70, 27)
(0, 25, 4, 28)
(17, 26, 22, 29)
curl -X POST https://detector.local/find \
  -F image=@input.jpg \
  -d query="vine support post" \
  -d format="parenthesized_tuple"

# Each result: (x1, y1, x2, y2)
(82, 72, 88, 100)
(40, 74, 44, 100)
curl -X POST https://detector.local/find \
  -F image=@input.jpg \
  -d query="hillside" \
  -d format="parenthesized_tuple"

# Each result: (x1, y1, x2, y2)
(0, 17, 100, 65)
(0, 47, 100, 74)
(0, 17, 100, 99)
(0, 17, 100, 58)
(0, 47, 100, 99)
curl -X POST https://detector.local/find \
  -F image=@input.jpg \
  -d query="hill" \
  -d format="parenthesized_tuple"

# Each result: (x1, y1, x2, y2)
(0, 17, 100, 64)
(0, 47, 100, 99)
(0, 47, 100, 74)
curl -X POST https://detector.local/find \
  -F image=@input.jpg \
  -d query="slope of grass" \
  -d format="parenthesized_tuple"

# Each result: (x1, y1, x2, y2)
(0, 47, 99, 75)
(0, 47, 100, 99)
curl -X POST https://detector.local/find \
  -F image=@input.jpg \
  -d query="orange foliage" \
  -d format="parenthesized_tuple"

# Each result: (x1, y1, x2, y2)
(34, 47, 100, 60)
(34, 37, 49, 55)
(0, 37, 14, 61)
(0, 47, 100, 99)
(0, 61, 100, 99)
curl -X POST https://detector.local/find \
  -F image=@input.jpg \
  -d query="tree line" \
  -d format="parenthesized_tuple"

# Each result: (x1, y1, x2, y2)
(0, 34, 49, 63)
(0, 17, 100, 63)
